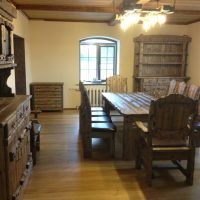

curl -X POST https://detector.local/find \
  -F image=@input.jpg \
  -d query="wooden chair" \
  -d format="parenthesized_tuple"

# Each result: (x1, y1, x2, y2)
(79, 81, 106, 114)
(185, 85, 200, 147)
(135, 94, 198, 186)
(106, 75, 128, 93)
(30, 110, 42, 165)
(176, 81, 187, 95)
(166, 80, 177, 95)
(80, 85, 116, 158)
(186, 84, 200, 100)
(106, 75, 127, 117)
(79, 81, 113, 140)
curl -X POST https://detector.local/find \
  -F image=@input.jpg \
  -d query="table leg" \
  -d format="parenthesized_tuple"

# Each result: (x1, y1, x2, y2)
(123, 116, 136, 160)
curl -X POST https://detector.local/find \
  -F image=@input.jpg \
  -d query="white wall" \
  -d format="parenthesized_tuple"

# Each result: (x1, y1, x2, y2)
(29, 21, 188, 108)
(187, 22, 200, 85)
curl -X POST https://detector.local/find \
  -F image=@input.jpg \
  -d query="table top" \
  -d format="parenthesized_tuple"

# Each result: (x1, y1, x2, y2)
(102, 92, 156, 116)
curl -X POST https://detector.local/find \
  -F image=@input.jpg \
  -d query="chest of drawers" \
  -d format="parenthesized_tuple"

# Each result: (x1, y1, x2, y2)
(0, 95, 32, 200)
(30, 82, 64, 111)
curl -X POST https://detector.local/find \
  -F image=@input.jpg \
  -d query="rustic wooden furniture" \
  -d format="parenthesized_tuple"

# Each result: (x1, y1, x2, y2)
(0, 1, 17, 97)
(176, 81, 187, 94)
(186, 84, 200, 100)
(0, 95, 32, 200)
(135, 94, 198, 186)
(79, 81, 107, 116)
(166, 79, 177, 95)
(30, 82, 64, 111)
(30, 110, 42, 166)
(102, 92, 155, 160)
(79, 82, 116, 158)
(133, 35, 191, 97)
(106, 75, 128, 93)
(186, 85, 200, 147)
(106, 75, 128, 117)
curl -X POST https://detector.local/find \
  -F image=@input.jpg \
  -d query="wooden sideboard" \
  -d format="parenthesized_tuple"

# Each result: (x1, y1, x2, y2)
(0, 95, 32, 200)
(30, 82, 64, 111)
(133, 35, 191, 97)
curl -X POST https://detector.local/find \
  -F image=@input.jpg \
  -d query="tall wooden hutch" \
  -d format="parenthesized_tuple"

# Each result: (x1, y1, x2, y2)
(0, 1, 32, 200)
(133, 35, 191, 97)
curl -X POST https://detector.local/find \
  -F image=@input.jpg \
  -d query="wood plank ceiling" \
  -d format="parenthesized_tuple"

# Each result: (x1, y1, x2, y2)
(9, 0, 200, 25)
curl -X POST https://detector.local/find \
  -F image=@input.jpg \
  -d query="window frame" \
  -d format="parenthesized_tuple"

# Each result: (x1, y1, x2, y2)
(79, 37, 117, 83)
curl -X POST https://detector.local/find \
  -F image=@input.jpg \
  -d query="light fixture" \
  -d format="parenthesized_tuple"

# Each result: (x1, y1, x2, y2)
(116, 1, 175, 31)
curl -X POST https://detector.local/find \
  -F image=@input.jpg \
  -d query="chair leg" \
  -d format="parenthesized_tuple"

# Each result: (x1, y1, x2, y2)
(135, 139, 142, 169)
(186, 148, 195, 185)
(36, 133, 40, 151)
(146, 151, 153, 187)
(110, 134, 115, 158)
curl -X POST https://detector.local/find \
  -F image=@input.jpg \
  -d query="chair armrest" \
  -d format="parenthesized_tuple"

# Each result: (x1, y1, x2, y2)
(135, 121, 149, 133)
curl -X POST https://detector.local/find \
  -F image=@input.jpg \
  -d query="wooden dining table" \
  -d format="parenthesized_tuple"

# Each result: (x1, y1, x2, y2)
(102, 92, 156, 160)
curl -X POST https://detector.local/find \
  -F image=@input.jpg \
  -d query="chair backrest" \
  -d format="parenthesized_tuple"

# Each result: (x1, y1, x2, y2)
(176, 81, 187, 95)
(79, 81, 92, 153)
(79, 81, 84, 105)
(106, 75, 127, 93)
(186, 84, 200, 100)
(167, 80, 176, 95)
(148, 94, 198, 140)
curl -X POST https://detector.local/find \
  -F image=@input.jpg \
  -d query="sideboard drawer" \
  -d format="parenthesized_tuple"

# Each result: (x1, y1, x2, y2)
(6, 112, 17, 137)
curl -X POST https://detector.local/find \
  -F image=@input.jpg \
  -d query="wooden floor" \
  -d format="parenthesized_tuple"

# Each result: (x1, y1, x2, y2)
(24, 110, 200, 200)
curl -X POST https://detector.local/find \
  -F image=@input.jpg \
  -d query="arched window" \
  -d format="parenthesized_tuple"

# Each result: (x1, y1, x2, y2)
(80, 37, 118, 82)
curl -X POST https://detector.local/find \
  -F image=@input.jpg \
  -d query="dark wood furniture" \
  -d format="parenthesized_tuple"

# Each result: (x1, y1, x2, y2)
(30, 110, 42, 166)
(30, 82, 64, 111)
(0, 95, 32, 200)
(186, 85, 200, 147)
(79, 82, 116, 158)
(133, 35, 191, 97)
(135, 94, 198, 186)
(0, 1, 17, 97)
(102, 92, 155, 160)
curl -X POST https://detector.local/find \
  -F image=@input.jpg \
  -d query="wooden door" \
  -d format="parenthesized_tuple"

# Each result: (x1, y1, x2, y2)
(14, 35, 26, 95)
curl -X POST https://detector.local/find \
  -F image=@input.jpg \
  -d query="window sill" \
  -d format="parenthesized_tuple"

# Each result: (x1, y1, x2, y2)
(83, 81, 106, 85)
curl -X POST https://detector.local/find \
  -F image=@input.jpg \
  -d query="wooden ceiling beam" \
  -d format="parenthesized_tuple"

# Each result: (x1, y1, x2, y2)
(28, 17, 108, 23)
(185, 18, 200, 25)
(175, 10, 200, 15)
(14, 4, 121, 13)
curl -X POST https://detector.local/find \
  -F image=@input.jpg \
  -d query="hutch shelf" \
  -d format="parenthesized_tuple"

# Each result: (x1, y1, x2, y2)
(0, 0, 17, 97)
(133, 34, 191, 97)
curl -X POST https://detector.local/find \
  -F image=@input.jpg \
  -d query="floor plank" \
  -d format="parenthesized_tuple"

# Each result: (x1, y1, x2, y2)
(24, 110, 200, 200)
